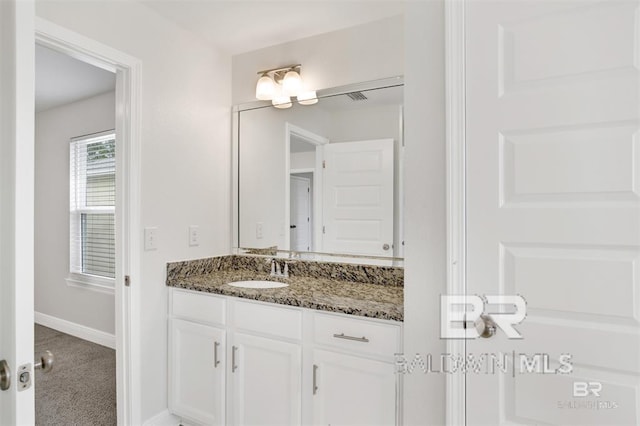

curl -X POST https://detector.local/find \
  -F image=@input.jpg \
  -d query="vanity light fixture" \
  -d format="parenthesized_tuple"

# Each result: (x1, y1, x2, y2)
(255, 64, 316, 108)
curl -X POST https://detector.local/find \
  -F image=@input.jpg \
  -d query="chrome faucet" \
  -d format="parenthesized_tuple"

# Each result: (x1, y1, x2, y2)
(270, 259, 289, 278)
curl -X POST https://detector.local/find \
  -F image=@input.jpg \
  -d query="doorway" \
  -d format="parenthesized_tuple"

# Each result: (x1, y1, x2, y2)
(32, 18, 142, 425)
(285, 123, 328, 252)
(34, 42, 118, 424)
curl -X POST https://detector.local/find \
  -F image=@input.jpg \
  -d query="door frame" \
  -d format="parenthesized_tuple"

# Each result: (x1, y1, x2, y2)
(34, 17, 142, 425)
(445, 0, 466, 425)
(284, 123, 328, 251)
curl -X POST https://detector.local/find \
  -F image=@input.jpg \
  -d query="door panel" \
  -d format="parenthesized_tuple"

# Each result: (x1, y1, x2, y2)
(290, 175, 311, 251)
(230, 333, 301, 426)
(169, 319, 225, 425)
(465, 1, 640, 425)
(322, 139, 394, 256)
(0, 1, 35, 424)
(312, 349, 395, 426)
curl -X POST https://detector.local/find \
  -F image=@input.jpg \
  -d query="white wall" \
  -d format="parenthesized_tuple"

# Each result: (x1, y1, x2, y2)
(326, 105, 400, 143)
(232, 15, 404, 105)
(35, 1, 232, 422)
(290, 151, 315, 170)
(35, 91, 116, 335)
(403, 2, 446, 424)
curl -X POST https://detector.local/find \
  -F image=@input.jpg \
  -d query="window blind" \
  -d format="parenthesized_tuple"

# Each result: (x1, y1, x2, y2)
(70, 131, 116, 280)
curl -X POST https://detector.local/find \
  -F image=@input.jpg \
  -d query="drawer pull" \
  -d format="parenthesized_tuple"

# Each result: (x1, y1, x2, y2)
(333, 333, 369, 343)
(214, 341, 220, 368)
(232, 345, 238, 373)
(313, 364, 318, 395)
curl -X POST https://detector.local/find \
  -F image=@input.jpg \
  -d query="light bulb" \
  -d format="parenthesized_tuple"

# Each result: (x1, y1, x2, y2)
(272, 93, 292, 109)
(297, 90, 318, 105)
(255, 74, 275, 100)
(282, 70, 302, 97)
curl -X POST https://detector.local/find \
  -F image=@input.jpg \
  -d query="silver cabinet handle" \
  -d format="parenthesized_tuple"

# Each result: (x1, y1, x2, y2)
(0, 360, 10, 391)
(383, 243, 390, 251)
(231, 345, 238, 372)
(312, 364, 318, 395)
(214, 341, 220, 368)
(475, 315, 497, 338)
(333, 333, 369, 343)
(35, 350, 54, 373)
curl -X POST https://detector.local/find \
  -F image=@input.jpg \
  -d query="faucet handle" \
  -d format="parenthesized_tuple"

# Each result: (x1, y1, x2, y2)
(283, 262, 289, 278)
(270, 259, 276, 276)
(275, 261, 281, 276)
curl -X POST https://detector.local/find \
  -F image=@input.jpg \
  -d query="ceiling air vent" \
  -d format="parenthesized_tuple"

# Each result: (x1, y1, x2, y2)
(346, 91, 368, 101)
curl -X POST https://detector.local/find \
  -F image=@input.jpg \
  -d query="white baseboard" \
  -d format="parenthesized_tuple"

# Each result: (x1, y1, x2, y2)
(35, 311, 116, 349)
(143, 410, 181, 426)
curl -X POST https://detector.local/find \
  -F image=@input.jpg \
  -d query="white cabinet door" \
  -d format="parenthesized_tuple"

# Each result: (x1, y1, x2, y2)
(169, 319, 225, 426)
(312, 349, 396, 426)
(229, 332, 302, 425)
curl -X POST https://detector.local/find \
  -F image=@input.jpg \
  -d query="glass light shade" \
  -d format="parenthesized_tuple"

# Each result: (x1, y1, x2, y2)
(297, 90, 318, 105)
(272, 94, 292, 109)
(282, 70, 302, 96)
(255, 75, 275, 100)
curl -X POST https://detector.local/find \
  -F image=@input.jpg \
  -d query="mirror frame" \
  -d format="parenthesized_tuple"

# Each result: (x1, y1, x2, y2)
(231, 76, 405, 265)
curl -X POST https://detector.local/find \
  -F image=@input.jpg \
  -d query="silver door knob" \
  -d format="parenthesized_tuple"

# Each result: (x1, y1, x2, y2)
(475, 315, 497, 338)
(35, 350, 54, 373)
(382, 243, 390, 251)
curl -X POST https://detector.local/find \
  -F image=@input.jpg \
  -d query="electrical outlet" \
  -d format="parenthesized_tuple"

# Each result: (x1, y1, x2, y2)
(189, 225, 199, 246)
(256, 222, 263, 239)
(144, 227, 158, 250)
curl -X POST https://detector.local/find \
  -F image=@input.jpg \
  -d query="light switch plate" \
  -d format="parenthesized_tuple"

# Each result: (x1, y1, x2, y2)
(144, 227, 158, 250)
(189, 225, 199, 246)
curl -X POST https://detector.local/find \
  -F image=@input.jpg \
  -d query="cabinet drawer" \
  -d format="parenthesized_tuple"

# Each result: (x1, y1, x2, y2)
(313, 313, 400, 358)
(233, 300, 302, 340)
(171, 289, 226, 325)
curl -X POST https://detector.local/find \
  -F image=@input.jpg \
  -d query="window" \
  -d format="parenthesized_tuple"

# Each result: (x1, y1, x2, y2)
(70, 131, 116, 284)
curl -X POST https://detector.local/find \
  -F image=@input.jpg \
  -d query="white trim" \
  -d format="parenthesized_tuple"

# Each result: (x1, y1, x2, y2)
(35, 311, 116, 349)
(232, 106, 240, 249)
(445, 1, 467, 425)
(290, 167, 315, 174)
(143, 409, 180, 426)
(35, 17, 143, 426)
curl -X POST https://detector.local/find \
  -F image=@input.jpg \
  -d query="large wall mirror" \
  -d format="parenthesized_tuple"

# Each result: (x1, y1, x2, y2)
(233, 77, 403, 264)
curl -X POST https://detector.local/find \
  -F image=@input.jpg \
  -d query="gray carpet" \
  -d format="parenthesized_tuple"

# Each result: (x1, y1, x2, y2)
(35, 324, 116, 426)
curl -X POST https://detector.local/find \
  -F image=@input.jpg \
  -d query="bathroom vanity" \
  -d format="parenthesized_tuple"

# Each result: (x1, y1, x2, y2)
(166, 255, 403, 426)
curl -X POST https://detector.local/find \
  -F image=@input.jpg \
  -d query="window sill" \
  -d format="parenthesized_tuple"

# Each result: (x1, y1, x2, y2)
(66, 274, 115, 295)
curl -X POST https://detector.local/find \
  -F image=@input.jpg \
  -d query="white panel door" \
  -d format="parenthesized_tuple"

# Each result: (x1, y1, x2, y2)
(322, 139, 394, 256)
(0, 1, 35, 424)
(312, 349, 396, 426)
(290, 175, 311, 251)
(169, 319, 225, 426)
(465, 1, 640, 425)
(229, 333, 301, 425)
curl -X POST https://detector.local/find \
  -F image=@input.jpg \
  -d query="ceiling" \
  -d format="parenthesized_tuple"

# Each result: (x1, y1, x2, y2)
(141, 0, 405, 55)
(35, 44, 116, 113)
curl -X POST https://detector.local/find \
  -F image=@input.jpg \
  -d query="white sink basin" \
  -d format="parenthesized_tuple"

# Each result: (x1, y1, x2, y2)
(228, 280, 288, 289)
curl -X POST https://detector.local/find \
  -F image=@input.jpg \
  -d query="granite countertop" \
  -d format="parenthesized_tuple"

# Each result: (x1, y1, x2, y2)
(168, 269, 404, 322)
